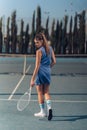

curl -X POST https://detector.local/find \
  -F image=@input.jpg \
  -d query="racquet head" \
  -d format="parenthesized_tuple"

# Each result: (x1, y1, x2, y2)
(17, 87, 32, 111)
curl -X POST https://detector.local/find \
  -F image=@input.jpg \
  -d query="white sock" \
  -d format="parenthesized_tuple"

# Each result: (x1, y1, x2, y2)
(46, 100, 52, 110)
(39, 103, 45, 113)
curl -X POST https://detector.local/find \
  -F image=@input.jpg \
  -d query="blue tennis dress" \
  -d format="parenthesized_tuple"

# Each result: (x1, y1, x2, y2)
(35, 46, 52, 85)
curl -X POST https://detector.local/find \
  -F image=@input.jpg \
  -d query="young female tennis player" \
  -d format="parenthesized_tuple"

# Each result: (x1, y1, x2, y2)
(30, 32, 56, 120)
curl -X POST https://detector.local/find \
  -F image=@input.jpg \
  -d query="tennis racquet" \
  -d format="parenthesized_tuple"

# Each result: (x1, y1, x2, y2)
(17, 86, 32, 111)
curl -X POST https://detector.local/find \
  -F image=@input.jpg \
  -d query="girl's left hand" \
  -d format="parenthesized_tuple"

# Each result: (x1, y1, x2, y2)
(30, 79, 35, 87)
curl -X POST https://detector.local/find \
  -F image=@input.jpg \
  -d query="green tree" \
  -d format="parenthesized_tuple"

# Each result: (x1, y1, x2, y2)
(58, 21, 63, 54)
(62, 15, 68, 54)
(36, 6, 42, 33)
(24, 24, 30, 54)
(19, 19, 24, 53)
(0, 18, 3, 53)
(78, 10, 85, 54)
(73, 13, 78, 54)
(55, 20, 59, 54)
(31, 10, 36, 54)
(6, 17, 10, 53)
(68, 16, 73, 54)
(11, 10, 17, 53)
(50, 19, 56, 51)
(44, 16, 49, 40)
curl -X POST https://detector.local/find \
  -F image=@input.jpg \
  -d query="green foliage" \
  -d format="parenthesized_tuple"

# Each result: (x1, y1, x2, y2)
(31, 10, 36, 54)
(36, 5, 41, 33)
(19, 19, 24, 53)
(0, 6, 86, 54)
(11, 10, 17, 53)
(6, 17, 10, 53)
(68, 16, 73, 54)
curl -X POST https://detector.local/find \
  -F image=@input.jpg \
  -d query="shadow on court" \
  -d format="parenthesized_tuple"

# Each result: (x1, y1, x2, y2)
(51, 115, 87, 122)
(39, 115, 87, 122)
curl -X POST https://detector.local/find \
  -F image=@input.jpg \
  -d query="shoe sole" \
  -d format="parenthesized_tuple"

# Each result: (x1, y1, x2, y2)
(48, 109, 53, 120)
(34, 113, 46, 117)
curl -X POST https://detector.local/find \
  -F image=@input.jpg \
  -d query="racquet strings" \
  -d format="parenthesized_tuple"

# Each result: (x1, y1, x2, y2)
(17, 87, 31, 111)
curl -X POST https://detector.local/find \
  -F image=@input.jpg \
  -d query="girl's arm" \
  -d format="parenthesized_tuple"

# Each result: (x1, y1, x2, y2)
(50, 49, 56, 67)
(30, 50, 42, 86)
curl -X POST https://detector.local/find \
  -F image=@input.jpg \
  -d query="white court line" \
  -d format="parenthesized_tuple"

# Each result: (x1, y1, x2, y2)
(8, 65, 31, 100)
(52, 100, 87, 103)
(1, 98, 87, 103)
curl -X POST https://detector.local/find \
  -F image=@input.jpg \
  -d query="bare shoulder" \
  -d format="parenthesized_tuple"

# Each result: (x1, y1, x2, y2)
(36, 49, 42, 57)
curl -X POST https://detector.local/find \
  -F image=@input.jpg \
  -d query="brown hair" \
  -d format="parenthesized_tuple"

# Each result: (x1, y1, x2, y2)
(35, 33, 50, 55)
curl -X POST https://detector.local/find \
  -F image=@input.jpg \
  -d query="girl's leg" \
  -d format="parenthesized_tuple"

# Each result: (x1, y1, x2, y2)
(36, 85, 44, 104)
(34, 85, 46, 117)
(44, 84, 51, 101)
(44, 84, 53, 120)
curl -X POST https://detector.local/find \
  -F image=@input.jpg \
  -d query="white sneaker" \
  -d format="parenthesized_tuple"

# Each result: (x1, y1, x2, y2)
(34, 111, 46, 117)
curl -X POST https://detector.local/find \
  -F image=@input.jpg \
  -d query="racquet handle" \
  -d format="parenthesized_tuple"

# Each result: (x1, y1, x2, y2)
(30, 86, 32, 92)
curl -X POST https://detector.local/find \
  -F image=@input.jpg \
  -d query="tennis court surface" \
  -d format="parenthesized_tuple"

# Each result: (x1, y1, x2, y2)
(0, 55, 87, 130)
